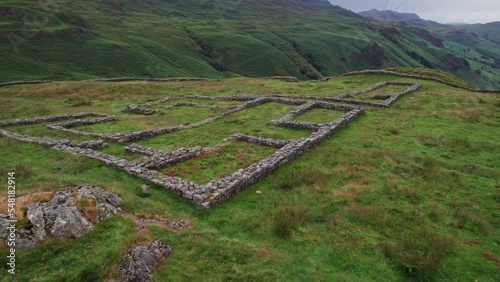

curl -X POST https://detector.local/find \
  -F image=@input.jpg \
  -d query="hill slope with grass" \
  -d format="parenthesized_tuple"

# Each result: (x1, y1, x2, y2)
(0, 70, 499, 281)
(358, 10, 500, 89)
(0, 0, 498, 89)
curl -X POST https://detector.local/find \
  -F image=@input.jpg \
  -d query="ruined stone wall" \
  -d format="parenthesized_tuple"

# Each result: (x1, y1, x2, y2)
(321, 70, 500, 93)
(83, 77, 210, 83)
(0, 113, 111, 127)
(125, 144, 203, 170)
(206, 107, 365, 207)
(0, 77, 429, 208)
(0, 80, 52, 88)
(271, 82, 422, 107)
(260, 76, 299, 82)
(224, 134, 290, 149)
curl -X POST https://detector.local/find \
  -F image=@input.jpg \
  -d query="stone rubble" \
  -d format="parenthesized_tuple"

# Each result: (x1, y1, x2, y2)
(125, 144, 203, 170)
(122, 104, 155, 115)
(0, 112, 113, 127)
(0, 185, 122, 249)
(0, 129, 108, 149)
(141, 185, 150, 194)
(109, 240, 172, 282)
(135, 218, 192, 231)
(224, 134, 290, 149)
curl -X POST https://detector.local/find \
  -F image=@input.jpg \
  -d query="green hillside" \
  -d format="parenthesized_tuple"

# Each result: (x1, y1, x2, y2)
(0, 0, 498, 89)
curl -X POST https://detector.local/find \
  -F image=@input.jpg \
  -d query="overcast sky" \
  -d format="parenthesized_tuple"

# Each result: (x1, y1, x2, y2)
(329, 0, 500, 24)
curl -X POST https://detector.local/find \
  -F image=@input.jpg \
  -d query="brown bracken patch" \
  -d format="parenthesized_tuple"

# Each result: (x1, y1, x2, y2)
(0, 192, 54, 219)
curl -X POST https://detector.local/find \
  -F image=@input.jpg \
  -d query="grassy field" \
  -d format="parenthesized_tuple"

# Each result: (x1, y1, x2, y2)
(0, 73, 499, 281)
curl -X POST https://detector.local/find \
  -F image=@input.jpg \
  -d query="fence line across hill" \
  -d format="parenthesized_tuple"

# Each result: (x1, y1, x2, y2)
(321, 70, 500, 93)
(0, 71, 498, 93)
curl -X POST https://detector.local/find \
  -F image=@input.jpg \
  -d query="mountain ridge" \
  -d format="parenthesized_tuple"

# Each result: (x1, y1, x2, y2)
(358, 9, 422, 22)
(0, 0, 498, 88)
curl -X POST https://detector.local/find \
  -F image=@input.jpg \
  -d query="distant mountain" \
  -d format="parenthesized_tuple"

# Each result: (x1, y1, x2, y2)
(358, 9, 500, 88)
(457, 22, 500, 44)
(357, 9, 442, 28)
(358, 9, 422, 22)
(0, 1, 498, 89)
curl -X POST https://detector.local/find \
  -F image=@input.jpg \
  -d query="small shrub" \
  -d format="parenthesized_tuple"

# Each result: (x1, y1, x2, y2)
(444, 137, 471, 149)
(19, 104, 51, 116)
(453, 209, 491, 234)
(77, 270, 102, 282)
(276, 167, 329, 190)
(14, 163, 33, 179)
(16, 218, 33, 230)
(381, 232, 455, 280)
(428, 204, 443, 221)
(462, 111, 480, 122)
(417, 134, 441, 147)
(271, 204, 307, 238)
(401, 188, 419, 204)
(276, 176, 297, 191)
(345, 204, 394, 227)
(418, 135, 471, 150)
(387, 126, 402, 135)
(75, 197, 99, 223)
(65, 95, 92, 107)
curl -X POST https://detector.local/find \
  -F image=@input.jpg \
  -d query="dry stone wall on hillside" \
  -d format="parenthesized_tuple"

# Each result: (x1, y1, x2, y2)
(0, 80, 425, 207)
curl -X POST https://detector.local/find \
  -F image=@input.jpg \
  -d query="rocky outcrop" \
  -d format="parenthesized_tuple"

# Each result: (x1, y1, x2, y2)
(110, 240, 172, 282)
(0, 185, 122, 249)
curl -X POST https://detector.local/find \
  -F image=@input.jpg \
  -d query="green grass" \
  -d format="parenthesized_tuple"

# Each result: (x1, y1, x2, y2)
(148, 98, 243, 110)
(0, 75, 498, 281)
(163, 142, 276, 184)
(78, 107, 228, 133)
(294, 108, 347, 124)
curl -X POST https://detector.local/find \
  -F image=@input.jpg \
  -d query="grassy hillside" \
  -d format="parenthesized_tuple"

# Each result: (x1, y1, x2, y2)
(356, 11, 500, 90)
(0, 0, 498, 89)
(0, 73, 498, 281)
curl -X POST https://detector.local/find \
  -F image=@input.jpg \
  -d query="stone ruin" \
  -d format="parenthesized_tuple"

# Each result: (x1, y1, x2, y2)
(0, 81, 422, 208)
(0, 185, 122, 249)
(109, 240, 173, 282)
